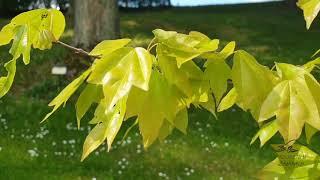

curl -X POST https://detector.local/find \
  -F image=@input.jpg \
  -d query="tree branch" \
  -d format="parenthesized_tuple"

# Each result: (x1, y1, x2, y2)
(55, 41, 101, 59)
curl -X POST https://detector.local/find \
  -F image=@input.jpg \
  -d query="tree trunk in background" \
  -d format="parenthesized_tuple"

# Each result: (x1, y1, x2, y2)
(73, 0, 120, 49)
(68, 0, 74, 14)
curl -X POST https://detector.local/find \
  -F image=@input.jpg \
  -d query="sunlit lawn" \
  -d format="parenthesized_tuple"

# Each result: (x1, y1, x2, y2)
(1, 2, 320, 179)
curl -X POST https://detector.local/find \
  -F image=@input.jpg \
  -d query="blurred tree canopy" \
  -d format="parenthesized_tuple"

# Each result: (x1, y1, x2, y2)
(0, 0, 34, 16)
(0, 0, 171, 16)
(118, 0, 171, 8)
(0, 0, 71, 16)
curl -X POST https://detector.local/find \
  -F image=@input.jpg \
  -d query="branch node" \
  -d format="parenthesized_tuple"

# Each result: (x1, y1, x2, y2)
(55, 41, 101, 59)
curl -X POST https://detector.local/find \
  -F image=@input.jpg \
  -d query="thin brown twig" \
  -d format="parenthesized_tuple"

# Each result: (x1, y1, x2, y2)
(55, 40, 101, 59)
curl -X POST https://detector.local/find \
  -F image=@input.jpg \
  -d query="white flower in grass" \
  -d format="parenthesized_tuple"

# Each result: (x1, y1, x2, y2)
(100, 146, 106, 151)
(35, 133, 43, 139)
(66, 123, 73, 130)
(68, 139, 76, 144)
(0, 118, 6, 123)
(42, 129, 49, 135)
(28, 149, 39, 157)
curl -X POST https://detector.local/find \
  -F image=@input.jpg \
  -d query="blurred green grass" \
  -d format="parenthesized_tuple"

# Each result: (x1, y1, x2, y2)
(1, 2, 320, 179)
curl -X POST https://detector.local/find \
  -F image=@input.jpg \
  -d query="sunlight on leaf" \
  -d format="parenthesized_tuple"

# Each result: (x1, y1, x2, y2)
(231, 50, 277, 119)
(89, 39, 131, 56)
(303, 57, 320, 72)
(0, 8, 65, 99)
(218, 88, 238, 112)
(251, 120, 278, 147)
(153, 29, 219, 67)
(259, 63, 320, 142)
(305, 124, 318, 144)
(297, 0, 320, 29)
(0, 60, 16, 98)
(81, 97, 127, 161)
(2, 9, 65, 61)
(204, 60, 231, 104)
(76, 84, 103, 129)
(127, 70, 186, 148)
(259, 144, 320, 179)
(173, 108, 188, 134)
(42, 69, 91, 122)
(202, 41, 236, 61)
